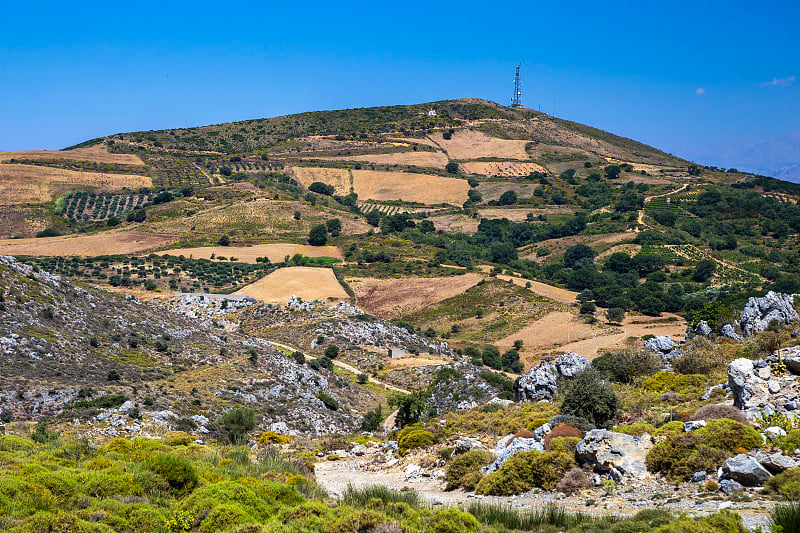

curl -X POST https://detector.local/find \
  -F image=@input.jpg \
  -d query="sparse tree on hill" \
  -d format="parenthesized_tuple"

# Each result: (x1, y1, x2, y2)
(308, 224, 328, 246)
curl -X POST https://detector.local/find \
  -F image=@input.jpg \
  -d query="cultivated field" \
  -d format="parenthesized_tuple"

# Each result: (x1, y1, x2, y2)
(429, 130, 530, 160)
(156, 243, 343, 263)
(145, 198, 370, 242)
(290, 167, 351, 194)
(478, 207, 575, 223)
(0, 164, 152, 204)
(0, 146, 145, 165)
(347, 273, 483, 318)
(460, 161, 547, 177)
(234, 267, 348, 303)
(428, 214, 480, 234)
(351, 170, 469, 205)
(520, 232, 635, 261)
(0, 230, 174, 257)
(319, 151, 448, 168)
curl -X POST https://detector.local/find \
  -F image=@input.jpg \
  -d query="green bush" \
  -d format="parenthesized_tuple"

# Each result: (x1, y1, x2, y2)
(476, 450, 576, 495)
(614, 423, 656, 437)
(318, 393, 339, 411)
(645, 433, 732, 481)
(199, 503, 255, 533)
(642, 371, 707, 396)
(427, 507, 480, 533)
(766, 468, 800, 500)
(0, 435, 34, 452)
(397, 425, 437, 454)
(771, 501, 800, 533)
(775, 429, 800, 453)
(694, 418, 762, 452)
(215, 408, 257, 445)
(654, 510, 746, 533)
(146, 454, 199, 494)
(559, 367, 618, 429)
(592, 349, 661, 383)
(445, 450, 491, 491)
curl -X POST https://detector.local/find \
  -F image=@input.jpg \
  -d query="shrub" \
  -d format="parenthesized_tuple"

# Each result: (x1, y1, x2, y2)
(555, 467, 590, 495)
(31, 422, 58, 444)
(691, 404, 747, 423)
(476, 450, 576, 495)
(645, 433, 732, 480)
(592, 349, 661, 383)
(258, 431, 291, 445)
(694, 418, 762, 452)
(653, 421, 685, 437)
(163, 431, 193, 446)
(543, 423, 582, 450)
(216, 408, 257, 445)
(766, 468, 800, 500)
(673, 346, 726, 375)
(146, 454, 199, 494)
(548, 415, 595, 432)
(427, 507, 480, 533)
(397, 424, 437, 454)
(199, 503, 255, 533)
(445, 449, 492, 491)
(324, 345, 340, 358)
(308, 224, 328, 246)
(559, 368, 618, 429)
(614, 423, 657, 437)
(318, 393, 339, 411)
(776, 429, 800, 453)
(292, 351, 305, 365)
(0, 434, 34, 452)
(641, 371, 706, 396)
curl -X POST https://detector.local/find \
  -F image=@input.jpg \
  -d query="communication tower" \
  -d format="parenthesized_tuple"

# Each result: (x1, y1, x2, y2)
(511, 64, 522, 108)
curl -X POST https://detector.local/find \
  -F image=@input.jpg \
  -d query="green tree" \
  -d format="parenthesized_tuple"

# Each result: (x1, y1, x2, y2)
(693, 259, 716, 282)
(308, 224, 328, 246)
(365, 210, 381, 227)
(324, 345, 340, 358)
(389, 390, 430, 428)
(606, 307, 625, 324)
(604, 164, 621, 179)
(560, 367, 618, 428)
(217, 235, 230, 246)
(215, 408, 256, 444)
(445, 162, 459, 174)
(325, 218, 342, 237)
(497, 190, 518, 205)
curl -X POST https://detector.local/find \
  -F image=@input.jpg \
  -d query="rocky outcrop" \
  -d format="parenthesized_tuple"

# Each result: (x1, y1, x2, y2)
(576, 429, 653, 478)
(721, 324, 742, 341)
(755, 452, 800, 473)
(720, 454, 772, 486)
(740, 291, 798, 337)
(694, 321, 712, 336)
(515, 353, 590, 401)
(555, 353, 590, 378)
(726, 353, 800, 416)
(644, 336, 677, 354)
(451, 437, 488, 457)
(486, 434, 544, 473)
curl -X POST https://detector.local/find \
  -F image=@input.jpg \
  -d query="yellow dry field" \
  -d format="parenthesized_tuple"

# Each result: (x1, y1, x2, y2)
(0, 146, 145, 165)
(0, 231, 174, 257)
(460, 161, 547, 177)
(347, 273, 483, 319)
(155, 244, 343, 263)
(318, 151, 448, 169)
(384, 355, 452, 369)
(234, 267, 348, 303)
(0, 164, 152, 204)
(290, 167, 351, 194)
(387, 137, 442, 149)
(478, 207, 574, 223)
(352, 170, 469, 205)
(429, 130, 530, 160)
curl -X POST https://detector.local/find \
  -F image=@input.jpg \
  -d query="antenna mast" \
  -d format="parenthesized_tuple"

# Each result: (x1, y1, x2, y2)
(511, 64, 522, 108)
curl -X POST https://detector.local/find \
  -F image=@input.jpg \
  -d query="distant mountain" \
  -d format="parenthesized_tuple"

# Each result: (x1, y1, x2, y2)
(676, 129, 800, 182)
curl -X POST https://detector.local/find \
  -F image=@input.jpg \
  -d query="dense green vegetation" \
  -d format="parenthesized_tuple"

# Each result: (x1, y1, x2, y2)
(0, 434, 755, 532)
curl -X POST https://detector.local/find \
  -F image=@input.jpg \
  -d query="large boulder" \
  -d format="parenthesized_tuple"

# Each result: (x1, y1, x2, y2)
(728, 358, 761, 410)
(555, 353, 590, 378)
(755, 452, 800, 474)
(721, 324, 742, 341)
(740, 291, 798, 337)
(644, 336, 677, 354)
(451, 437, 488, 457)
(576, 429, 652, 478)
(515, 361, 558, 401)
(694, 320, 712, 336)
(720, 454, 771, 486)
(486, 434, 544, 473)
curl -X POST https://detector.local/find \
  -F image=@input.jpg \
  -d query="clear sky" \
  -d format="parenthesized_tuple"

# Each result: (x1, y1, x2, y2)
(1, 0, 798, 159)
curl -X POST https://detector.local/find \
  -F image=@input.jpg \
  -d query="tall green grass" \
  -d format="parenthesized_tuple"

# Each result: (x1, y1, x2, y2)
(341, 484, 420, 507)
(772, 502, 800, 533)
(465, 502, 606, 531)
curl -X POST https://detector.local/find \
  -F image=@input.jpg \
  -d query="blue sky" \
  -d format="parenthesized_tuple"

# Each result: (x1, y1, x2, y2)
(1, 0, 798, 162)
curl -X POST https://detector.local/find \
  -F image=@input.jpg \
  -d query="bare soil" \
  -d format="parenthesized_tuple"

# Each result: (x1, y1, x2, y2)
(0, 230, 174, 256)
(318, 151, 448, 169)
(347, 274, 483, 319)
(351, 170, 469, 205)
(0, 146, 144, 165)
(460, 161, 547, 177)
(429, 130, 530, 160)
(234, 267, 349, 303)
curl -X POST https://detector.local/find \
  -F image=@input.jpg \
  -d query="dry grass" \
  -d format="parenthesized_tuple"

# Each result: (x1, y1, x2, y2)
(318, 151, 448, 168)
(428, 214, 481, 235)
(0, 164, 151, 204)
(234, 267, 349, 303)
(429, 130, 530, 160)
(478, 207, 575, 223)
(460, 161, 547, 177)
(0, 230, 174, 256)
(290, 167, 352, 194)
(155, 243, 343, 263)
(351, 170, 469, 205)
(347, 273, 483, 319)
(0, 146, 145, 165)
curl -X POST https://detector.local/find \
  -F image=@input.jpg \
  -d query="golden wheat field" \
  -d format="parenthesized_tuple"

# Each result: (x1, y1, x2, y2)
(155, 243, 343, 263)
(351, 170, 469, 205)
(429, 130, 530, 160)
(234, 267, 349, 303)
(0, 164, 152, 204)
(460, 161, 547, 177)
(318, 150, 448, 169)
(290, 167, 351, 194)
(0, 146, 145, 165)
(0, 230, 174, 256)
